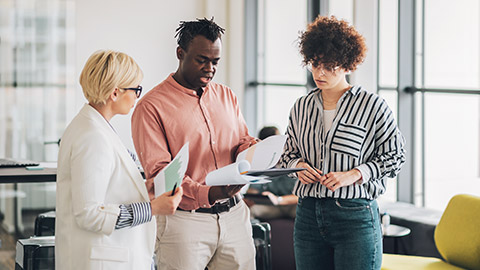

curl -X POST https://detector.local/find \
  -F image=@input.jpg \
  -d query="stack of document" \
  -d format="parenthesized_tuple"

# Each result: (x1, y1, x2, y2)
(153, 135, 305, 197)
(205, 135, 304, 186)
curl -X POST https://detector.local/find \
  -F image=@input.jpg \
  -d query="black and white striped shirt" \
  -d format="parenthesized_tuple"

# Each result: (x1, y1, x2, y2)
(281, 85, 406, 200)
(115, 202, 152, 229)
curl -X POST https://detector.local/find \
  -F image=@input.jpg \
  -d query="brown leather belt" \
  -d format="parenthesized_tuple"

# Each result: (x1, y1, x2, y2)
(177, 195, 241, 214)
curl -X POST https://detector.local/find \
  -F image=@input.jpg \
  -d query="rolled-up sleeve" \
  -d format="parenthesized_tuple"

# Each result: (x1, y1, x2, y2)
(355, 101, 406, 184)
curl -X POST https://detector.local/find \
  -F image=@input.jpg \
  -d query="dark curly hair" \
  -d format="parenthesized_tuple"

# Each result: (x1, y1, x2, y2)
(299, 15, 367, 71)
(175, 17, 225, 51)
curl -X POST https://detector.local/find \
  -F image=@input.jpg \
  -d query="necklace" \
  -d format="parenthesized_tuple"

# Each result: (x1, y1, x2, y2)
(321, 85, 352, 106)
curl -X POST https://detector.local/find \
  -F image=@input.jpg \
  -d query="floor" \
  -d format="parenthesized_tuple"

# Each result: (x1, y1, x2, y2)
(0, 209, 51, 270)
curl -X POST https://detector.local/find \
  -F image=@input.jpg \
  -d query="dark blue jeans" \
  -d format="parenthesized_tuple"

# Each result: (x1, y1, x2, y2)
(294, 197, 382, 270)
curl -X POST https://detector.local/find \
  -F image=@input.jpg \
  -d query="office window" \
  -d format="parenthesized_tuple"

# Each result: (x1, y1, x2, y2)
(0, 3, 75, 267)
(377, 0, 399, 202)
(424, 0, 479, 89)
(245, 0, 308, 135)
(378, 0, 398, 88)
(377, 0, 480, 209)
(0, 0, 75, 161)
(420, 0, 480, 210)
(424, 93, 480, 210)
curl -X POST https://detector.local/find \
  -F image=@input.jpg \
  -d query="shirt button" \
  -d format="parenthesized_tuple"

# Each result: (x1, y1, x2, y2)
(100, 206, 104, 210)
(203, 204, 207, 207)
(212, 141, 216, 145)
(192, 91, 196, 95)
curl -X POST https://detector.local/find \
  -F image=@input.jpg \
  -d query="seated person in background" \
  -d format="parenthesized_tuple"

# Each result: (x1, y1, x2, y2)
(246, 126, 298, 220)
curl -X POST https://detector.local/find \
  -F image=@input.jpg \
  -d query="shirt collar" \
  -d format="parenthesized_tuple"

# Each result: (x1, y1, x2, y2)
(166, 73, 208, 98)
(311, 85, 362, 96)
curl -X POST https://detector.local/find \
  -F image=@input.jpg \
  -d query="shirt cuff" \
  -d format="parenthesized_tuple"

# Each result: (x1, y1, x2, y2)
(290, 159, 302, 169)
(115, 202, 152, 230)
(354, 164, 371, 185)
(115, 204, 133, 229)
(131, 202, 153, 226)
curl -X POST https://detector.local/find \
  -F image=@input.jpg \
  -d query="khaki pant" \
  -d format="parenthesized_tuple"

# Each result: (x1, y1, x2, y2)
(155, 201, 256, 270)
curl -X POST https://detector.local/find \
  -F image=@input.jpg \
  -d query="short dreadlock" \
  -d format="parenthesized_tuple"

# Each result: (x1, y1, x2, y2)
(175, 17, 225, 51)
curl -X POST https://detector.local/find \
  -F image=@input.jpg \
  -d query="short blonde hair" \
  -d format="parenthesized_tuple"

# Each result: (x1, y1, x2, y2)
(79, 50, 143, 104)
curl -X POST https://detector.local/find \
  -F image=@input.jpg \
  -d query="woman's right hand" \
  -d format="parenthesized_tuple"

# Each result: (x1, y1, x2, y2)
(296, 161, 323, 184)
(150, 187, 183, 216)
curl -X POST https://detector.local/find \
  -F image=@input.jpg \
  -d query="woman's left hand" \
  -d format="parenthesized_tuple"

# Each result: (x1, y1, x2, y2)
(321, 169, 362, 192)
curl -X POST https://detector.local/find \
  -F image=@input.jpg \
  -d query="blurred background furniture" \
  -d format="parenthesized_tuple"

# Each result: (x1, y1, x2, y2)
(34, 211, 56, 237)
(15, 236, 55, 270)
(252, 221, 272, 270)
(382, 194, 480, 270)
(382, 224, 411, 254)
(380, 200, 442, 257)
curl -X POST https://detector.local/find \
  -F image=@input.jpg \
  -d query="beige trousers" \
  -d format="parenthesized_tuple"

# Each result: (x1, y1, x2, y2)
(155, 201, 256, 270)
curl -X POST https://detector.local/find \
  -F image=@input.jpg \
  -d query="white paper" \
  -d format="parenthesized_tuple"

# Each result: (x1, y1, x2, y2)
(236, 135, 287, 170)
(205, 135, 287, 186)
(154, 142, 189, 198)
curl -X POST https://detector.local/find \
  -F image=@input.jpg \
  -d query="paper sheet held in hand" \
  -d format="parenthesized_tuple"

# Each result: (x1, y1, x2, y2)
(205, 135, 303, 186)
(153, 142, 189, 198)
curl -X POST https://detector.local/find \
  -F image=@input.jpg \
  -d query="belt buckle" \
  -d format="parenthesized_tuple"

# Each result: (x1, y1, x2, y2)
(214, 200, 232, 213)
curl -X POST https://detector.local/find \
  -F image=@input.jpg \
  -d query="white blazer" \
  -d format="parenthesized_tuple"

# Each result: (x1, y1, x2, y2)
(55, 104, 156, 270)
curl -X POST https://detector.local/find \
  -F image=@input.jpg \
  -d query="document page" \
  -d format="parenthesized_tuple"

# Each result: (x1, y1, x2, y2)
(153, 142, 189, 197)
(205, 135, 303, 186)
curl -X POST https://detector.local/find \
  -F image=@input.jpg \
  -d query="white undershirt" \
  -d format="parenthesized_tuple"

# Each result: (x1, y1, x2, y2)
(323, 109, 336, 132)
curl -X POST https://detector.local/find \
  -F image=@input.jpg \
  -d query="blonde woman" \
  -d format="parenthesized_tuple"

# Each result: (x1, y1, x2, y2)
(55, 50, 183, 270)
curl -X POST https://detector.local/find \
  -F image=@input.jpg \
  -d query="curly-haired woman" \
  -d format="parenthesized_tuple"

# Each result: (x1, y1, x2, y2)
(280, 16, 406, 269)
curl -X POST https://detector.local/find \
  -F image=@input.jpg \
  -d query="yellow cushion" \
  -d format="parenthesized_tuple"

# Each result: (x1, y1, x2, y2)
(435, 194, 480, 270)
(382, 254, 465, 270)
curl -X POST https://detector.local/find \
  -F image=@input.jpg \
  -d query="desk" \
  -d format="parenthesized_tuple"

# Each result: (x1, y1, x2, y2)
(383, 224, 411, 254)
(0, 167, 56, 183)
(0, 166, 56, 236)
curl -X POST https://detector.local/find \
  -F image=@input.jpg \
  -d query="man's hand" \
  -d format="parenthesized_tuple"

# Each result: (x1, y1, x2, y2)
(321, 169, 362, 192)
(295, 161, 323, 184)
(208, 185, 244, 204)
(150, 187, 183, 215)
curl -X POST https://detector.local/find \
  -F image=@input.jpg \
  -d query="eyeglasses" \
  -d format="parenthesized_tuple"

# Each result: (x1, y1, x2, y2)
(306, 63, 340, 76)
(121, 85, 143, 98)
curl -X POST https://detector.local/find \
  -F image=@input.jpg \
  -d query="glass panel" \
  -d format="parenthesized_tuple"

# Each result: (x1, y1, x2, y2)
(329, 0, 354, 22)
(424, 93, 480, 211)
(414, 92, 424, 206)
(260, 86, 306, 135)
(0, 1, 74, 268)
(378, 89, 398, 202)
(424, 0, 480, 89)
(0, 0, 75, 161)
(378, 0, 398, 88)
(415, 0, 424, 88)
(262, 0, 307, 84)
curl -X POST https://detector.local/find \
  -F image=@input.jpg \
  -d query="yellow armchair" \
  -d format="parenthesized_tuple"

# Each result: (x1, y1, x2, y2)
(382, 194, 480, 270)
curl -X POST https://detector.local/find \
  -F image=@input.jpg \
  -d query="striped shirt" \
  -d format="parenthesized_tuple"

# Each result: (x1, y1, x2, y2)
(115, 202, 152, 229)
(280, 85, 406, 200)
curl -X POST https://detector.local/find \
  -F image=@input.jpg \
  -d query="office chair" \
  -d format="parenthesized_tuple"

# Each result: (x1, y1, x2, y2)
(382, 194, 480, 270)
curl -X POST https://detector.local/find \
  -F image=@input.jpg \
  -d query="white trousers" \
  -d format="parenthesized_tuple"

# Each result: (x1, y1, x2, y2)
(155, 201, 256, 270)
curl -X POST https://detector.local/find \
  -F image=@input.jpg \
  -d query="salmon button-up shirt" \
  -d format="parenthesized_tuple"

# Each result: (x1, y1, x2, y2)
(132, 74, 256, 210)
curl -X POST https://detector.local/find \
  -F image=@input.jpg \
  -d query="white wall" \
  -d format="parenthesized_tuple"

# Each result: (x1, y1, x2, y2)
(75, 0, 245, 152)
